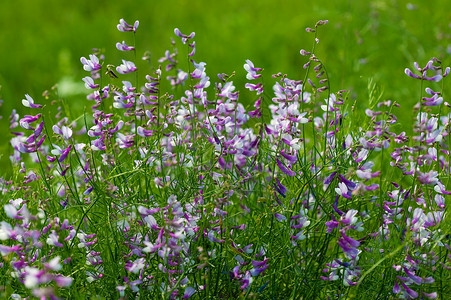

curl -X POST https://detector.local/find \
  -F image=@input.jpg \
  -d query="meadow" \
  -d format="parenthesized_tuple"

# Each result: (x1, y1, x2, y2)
(0, 1, 451, 299)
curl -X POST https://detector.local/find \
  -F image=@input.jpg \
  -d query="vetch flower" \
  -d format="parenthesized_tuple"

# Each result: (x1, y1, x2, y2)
(116, 41, 135, 51)
(183, 287, 196, 299)
(405, 60, 443, 82)
(335, 182, 351, 199)
(116, 60, 137, 74)
(22, 94, 42, 108)
(422, 94, 443, 106)
(274, 213, 287, 222)
(240, 271, 253, 290)
(19, 114, 41, 130)
(341, 209, 358, 225)
(52, 125, 73, 140)
(174, 28, 195, 44)
(4, 204, 20, 219)
(244, 59, 262, 80)
(82, 76, 99, 89)
(117, 18, 139, 32)
(276, 158, 296, 177)
(51, 144, 72, 162)
(245, 83, 263, 95)
(417, 170, 438, 185)
(274, 177, 287, 197)
(250, 258, 269, 276)
(80, 54, 101, 72)
(125, 258, 145, 274)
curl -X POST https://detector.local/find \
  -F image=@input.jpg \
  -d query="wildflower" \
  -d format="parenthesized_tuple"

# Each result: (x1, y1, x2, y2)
(174, 28, 195, 44)
(80, 54, 101, 72)
(417, 170, 438, 185)
(240, 271, 253, 290)
(116, 59, 137, 74)
(52, 125, 73, 140)
(274, 213, 286, 222)
(82, 76, 99, 89)
(22, 94, 42, 108)
(274, 177, 287, 197)
(19, 114, 41, 130)
(125, 258, 145, 274)
(51, 144, 72, 162)
(244, 59, 262, 80)
(276, 158, 296, 177)
(405, 60, 443, 82)
(245, 82, 263, 95)
(116, 41, 135, 51)
(117, 18, 139, 32)
(422, 94, 443, 106)
(335, 182, 351, 199)
(250, 258, 269, 276)
(183, 287, 196, 299)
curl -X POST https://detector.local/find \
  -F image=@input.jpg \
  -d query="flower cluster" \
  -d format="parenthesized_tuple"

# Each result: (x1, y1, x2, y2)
(1, 18, 450, 299)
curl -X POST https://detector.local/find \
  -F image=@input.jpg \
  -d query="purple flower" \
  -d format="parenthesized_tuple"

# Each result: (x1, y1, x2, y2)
(276, 158, 296, 177)
(240, 271, 253, 289)
(335, 182, 351, 199)
(274, 213, 287, 222)
(245, 83, 263, 95)
(183, 287, 196, 299)
(52, 125, 73, 140)
(325, 217, 339, 233)
(188, 41, 196, 57)
(117, 18, 139, 32)
(80, 54, 101, 72)
(280, 150, 298, 164)
(116, 60, 137, 74)
(405, 60, 443, 82)
(116, 133, 134, 149)
(137, 126, 154, 137)
(82, 76, 99, 89)
(4, 204, 21, 219)
(341, 209, 358, 225)
(22, 94, 42, 108)
(19, 114, 41, 130)
(46, 231, 63, 247)
(417, 170, 438, 185)
(274, 177, 287, 197)
(116, 41, 135, 51)
(250, 258, 269, 276)
(244, 59, 262, 80)
(174, 28, 195, 44)
(54, 275, 73, 287)
(125, 258, 145, 274)
(400, 281, 418, 298)
(0, 244, 22, 256)
(422, 93, 443, 106)
(51, 144, 72, 162)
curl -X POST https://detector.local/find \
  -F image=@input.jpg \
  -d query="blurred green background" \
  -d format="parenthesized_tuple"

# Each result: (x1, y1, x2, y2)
(0, 0, 450, 176)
